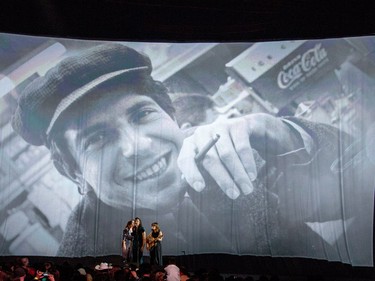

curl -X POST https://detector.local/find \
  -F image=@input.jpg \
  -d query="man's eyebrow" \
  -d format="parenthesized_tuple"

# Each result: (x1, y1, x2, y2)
(75, 122, 108, 145)
(74, 99, 156, 145)
(126, 100, 156, 115)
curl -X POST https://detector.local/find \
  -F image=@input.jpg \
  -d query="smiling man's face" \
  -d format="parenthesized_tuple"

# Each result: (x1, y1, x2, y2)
(61, 88, 187, 210)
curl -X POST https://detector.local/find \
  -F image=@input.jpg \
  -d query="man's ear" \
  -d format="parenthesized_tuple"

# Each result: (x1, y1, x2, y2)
(49, 140, 90, 195)
(53, 159, 75, 182)
(52, 159, 88, 195)
(68, 171, 89, 195)
(180, 122, 192, 130)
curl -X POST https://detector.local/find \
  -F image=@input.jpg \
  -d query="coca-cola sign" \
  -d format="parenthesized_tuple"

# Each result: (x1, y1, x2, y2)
(226, 39, 351, 110)
(277, 43, 329, 90)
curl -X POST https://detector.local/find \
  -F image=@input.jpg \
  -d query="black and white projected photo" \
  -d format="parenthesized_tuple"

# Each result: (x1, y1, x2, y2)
(0, 33, 374, 266)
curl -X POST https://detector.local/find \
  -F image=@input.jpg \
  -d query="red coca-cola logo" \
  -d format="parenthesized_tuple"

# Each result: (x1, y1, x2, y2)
(277, 44, 328, 89)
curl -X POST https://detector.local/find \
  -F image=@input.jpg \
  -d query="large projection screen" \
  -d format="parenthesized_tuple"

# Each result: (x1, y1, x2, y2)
(0, 33, 374, 266)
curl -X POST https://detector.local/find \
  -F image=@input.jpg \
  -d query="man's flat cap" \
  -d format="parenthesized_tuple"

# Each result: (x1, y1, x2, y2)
(12, 43, 152, 146)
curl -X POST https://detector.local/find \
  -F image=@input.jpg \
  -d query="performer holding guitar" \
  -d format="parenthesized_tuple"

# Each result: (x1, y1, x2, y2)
(146, 222, 164, 266)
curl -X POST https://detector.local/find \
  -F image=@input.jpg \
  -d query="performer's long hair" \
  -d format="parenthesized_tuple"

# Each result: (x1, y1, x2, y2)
(151, 222, 160, 232)
(125, 220, 133, 230)
(135, 217, 143, 228)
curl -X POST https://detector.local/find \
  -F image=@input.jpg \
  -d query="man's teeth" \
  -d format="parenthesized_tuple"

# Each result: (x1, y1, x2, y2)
(136, 157, 167, 181)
